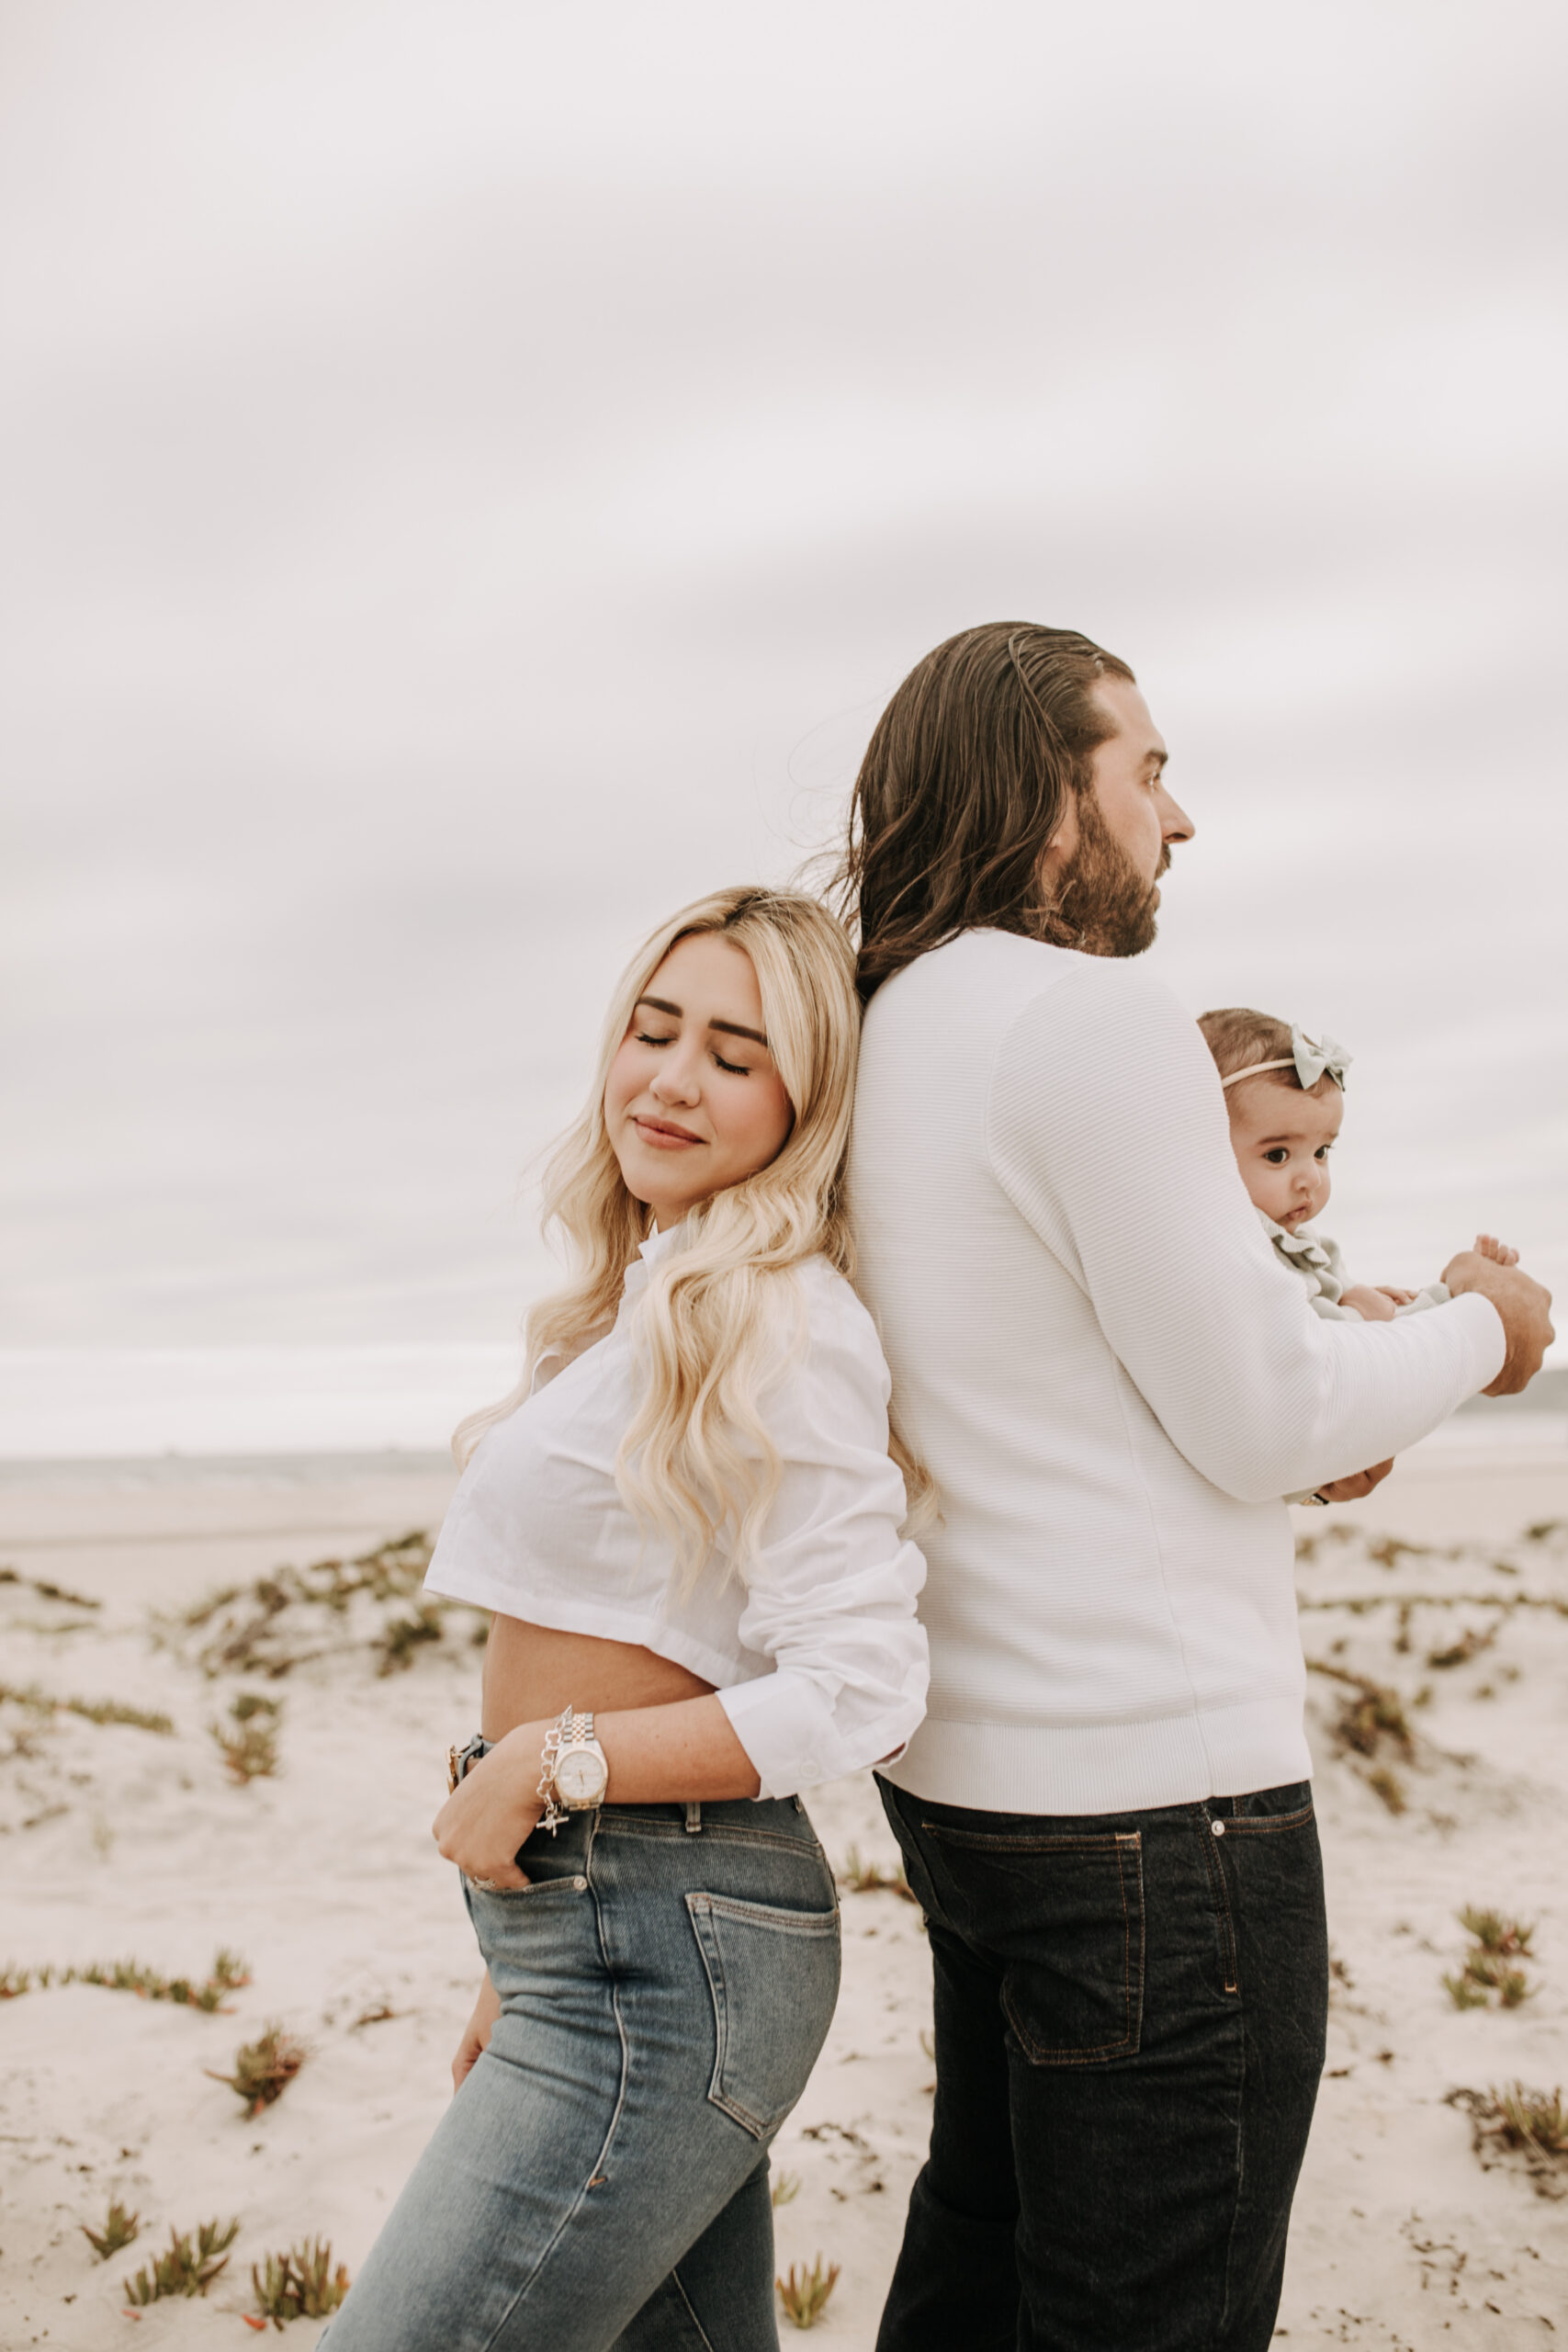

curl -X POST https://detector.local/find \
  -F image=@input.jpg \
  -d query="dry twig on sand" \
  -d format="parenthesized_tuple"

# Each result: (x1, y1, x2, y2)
(1306, 1658, 1414, 1811)
(838, 1845, 920, 1903)
(1449, 2084, 1568, 2198)
(0, 1679, 172, 1735)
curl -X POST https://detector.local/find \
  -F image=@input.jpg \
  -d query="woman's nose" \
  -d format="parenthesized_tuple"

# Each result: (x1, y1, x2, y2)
(650, 1051, 701, 1104)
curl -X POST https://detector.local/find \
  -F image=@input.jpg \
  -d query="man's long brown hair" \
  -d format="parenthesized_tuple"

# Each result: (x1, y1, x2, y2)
(837, 621, 1134, 1001)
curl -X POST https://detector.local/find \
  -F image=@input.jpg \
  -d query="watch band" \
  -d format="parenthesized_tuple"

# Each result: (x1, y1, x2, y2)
(537, 1704, 574, 1832)
(536, 1705, 607, 1830)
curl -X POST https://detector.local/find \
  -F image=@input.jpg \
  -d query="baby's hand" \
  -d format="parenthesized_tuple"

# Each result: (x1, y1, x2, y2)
(1475, 1233, 1519, 1267)
(1338, 1283, 1398, 1323)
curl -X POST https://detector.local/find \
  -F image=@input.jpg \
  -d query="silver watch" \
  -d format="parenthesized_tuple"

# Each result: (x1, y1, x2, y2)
(537, 1706, 608, 1830)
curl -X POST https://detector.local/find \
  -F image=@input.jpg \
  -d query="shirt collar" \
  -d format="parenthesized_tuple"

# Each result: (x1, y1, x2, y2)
(622, 1218, 690, 1296)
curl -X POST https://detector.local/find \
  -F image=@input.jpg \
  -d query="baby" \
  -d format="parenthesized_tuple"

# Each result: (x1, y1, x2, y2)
(1198, 1007, 1517, 1320)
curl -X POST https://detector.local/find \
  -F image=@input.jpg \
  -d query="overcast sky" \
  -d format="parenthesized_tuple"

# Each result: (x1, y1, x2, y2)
(5, 0, 1565, 1363)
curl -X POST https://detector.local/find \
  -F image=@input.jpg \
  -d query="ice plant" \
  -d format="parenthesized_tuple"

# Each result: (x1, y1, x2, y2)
(777, 2256, 840, 2328)
(209, 2023, 306, 2115)
(122, 2218, 239, 2304)
(252, 2238, 352, 2326)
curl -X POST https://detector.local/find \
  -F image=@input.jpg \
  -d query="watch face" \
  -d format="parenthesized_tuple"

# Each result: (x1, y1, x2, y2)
(555, 1746, 607, 1807)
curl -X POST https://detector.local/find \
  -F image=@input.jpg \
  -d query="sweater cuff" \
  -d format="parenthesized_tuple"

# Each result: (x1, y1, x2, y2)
(1448, 1288, 1507, 1394)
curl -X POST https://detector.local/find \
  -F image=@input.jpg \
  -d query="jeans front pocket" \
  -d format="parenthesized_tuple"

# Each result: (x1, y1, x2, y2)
(923, 1824, 1145, 2066)
(686, 1892, 840, 2138)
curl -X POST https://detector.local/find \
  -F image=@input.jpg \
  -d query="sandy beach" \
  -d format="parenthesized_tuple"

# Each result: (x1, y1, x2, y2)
(4, 1432, 1567, 2348)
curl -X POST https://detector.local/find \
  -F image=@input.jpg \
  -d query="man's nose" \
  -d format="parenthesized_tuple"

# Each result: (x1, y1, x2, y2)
(1158, 787, 1195, 843)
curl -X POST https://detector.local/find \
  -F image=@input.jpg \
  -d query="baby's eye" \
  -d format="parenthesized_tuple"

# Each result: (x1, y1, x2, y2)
(1263, 1147, 1290, 1165)
(1314, 1145, 1332, 1161)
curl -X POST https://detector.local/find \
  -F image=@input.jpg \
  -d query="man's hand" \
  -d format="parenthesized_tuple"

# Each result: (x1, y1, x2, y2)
(1316, 1458, 1394, 1504)
(1441, 1250, 1554, 1396)
(453, 1973, 502, 2093)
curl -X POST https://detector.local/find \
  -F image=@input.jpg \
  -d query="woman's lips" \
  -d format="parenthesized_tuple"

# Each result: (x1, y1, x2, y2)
(634, 1115, 704, 1148)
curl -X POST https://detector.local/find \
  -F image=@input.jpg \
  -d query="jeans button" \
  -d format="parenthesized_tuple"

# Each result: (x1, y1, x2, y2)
(1211, 1818, 1226, 1838)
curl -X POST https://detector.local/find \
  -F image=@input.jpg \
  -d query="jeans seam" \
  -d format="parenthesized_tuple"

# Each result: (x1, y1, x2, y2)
(1218, 1983, 1250, 2336)
(604, 1817, 817, 1855)
(669, 2266, 718, 2352)
(477, 1813, 629, 2352)
(924, 1827, 1138, 1855)
(1201, 1820, 1240, 1997)
(1220, 1806, 1314, 1838)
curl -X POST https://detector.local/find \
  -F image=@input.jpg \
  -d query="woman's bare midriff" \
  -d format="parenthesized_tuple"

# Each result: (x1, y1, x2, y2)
(480, 1615, 715, 1743)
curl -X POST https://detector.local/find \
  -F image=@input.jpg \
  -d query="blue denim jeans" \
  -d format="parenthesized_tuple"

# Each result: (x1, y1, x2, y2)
(874, 1777, 1328, 2352)
(321, 1792, 840, 2351)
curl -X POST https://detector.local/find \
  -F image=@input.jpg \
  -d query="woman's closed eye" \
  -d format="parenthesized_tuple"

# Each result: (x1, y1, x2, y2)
(636, 1026, 754, 1078)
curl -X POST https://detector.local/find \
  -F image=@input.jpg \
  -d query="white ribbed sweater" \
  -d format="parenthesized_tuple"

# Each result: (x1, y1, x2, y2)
(849, 931, 1505, 1815)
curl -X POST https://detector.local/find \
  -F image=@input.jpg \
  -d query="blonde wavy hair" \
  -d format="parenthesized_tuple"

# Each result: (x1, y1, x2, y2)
(455, 886, 928, 1587)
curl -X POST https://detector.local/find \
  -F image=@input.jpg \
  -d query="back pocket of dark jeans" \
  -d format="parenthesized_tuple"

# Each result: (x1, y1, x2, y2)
(686, 1892, 841, 2138)
(923, 1825, 1145, 2066)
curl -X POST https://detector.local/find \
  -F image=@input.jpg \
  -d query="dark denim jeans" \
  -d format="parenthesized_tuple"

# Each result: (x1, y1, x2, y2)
(875, 1776, 1328, 2352)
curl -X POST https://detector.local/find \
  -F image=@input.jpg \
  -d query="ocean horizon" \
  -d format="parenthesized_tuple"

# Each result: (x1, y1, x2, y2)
(2, 1347, 1562, 1466)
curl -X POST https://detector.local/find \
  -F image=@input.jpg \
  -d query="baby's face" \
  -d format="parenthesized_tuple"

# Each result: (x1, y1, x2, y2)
(1224, 1074, 1343, 1230)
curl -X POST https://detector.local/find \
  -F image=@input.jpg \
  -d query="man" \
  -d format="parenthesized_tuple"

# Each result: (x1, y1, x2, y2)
(843, 622, 1552, 2350)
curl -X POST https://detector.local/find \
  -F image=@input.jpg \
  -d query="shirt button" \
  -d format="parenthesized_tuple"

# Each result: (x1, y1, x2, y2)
(1211, 1818, 1226, 1838)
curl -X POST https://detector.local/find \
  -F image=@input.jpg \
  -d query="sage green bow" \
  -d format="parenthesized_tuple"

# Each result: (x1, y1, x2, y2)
(1291, 1027, 1351, 1091)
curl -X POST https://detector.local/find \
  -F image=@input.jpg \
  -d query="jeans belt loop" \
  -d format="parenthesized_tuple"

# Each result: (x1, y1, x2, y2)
(684, 1802, 702, 1834)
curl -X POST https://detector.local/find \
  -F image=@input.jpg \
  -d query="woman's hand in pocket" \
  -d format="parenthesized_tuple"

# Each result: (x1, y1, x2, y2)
(432, 1723, 547, 1888)
(453, 1973, 502, 2093)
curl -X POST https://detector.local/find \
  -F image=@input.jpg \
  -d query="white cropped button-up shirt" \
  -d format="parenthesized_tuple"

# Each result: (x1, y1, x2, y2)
(423, 1227, 929, 1799)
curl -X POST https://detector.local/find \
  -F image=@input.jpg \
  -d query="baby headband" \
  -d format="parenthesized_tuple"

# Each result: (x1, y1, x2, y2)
(1221, 1025, 1352, 1093)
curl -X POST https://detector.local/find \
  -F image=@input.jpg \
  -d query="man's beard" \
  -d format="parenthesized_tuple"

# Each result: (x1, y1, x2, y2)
(1043, 790, 1169, 958)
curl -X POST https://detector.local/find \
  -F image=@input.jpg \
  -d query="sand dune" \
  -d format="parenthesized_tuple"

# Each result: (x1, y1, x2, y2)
(3, 1448, 1566, 2346)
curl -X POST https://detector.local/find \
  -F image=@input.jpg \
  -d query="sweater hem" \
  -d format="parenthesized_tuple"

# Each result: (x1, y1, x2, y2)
(880, 1695, 1311, 1815)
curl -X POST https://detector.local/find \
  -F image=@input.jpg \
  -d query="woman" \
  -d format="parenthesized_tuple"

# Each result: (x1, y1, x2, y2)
(322, 886, 929, 2351)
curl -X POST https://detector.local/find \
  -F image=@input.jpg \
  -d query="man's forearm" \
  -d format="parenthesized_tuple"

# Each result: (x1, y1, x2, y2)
(1441, 1252, 1554, 1396)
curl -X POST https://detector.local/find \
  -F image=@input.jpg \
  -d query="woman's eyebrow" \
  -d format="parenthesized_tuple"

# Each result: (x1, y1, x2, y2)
(636, 994, 768, 1048)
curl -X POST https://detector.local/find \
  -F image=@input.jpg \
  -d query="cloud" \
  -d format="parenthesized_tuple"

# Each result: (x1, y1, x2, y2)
(3, 0, 1563, 1351)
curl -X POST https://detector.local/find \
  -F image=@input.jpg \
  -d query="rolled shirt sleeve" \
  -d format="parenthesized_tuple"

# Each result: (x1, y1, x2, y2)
(714, 1272, 930, 1800)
